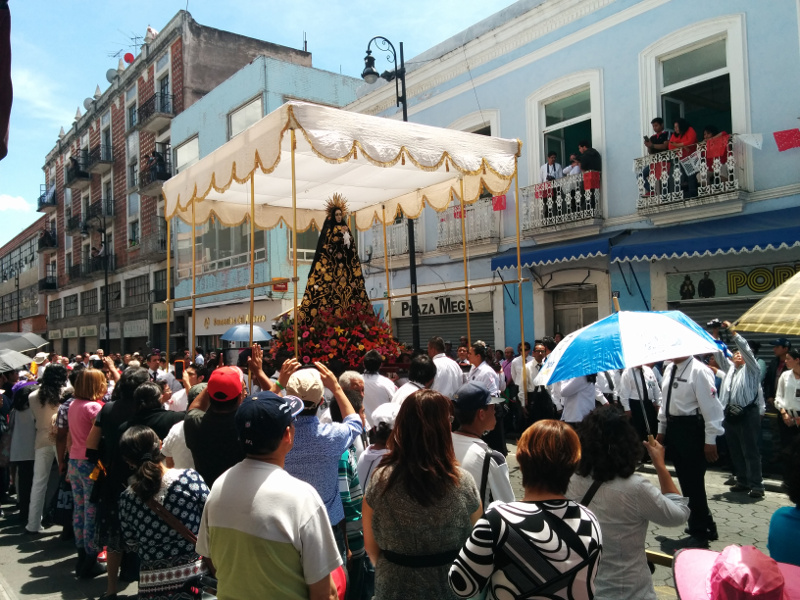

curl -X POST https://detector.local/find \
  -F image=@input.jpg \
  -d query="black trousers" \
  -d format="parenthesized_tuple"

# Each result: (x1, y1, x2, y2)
(665, 416, 714, 534)
(629, 399, 658, 441)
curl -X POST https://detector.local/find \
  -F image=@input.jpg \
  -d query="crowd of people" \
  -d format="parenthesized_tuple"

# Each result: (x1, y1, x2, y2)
(0, 323, 798, 600)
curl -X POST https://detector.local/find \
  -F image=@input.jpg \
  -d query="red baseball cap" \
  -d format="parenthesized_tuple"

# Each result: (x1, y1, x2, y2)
(207, 366, 243, 402)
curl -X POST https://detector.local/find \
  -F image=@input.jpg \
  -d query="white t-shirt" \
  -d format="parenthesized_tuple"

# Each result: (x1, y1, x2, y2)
(362, 373, 396, 428)
(431, 353, 465, 399)
(357, 446, 389, 491)
(391, 381, 424, 405)
(451, 433, 515, 507)
(161, 421, 194, 469)
(166, 388, 188, 412)
(196, 459, 342, 599)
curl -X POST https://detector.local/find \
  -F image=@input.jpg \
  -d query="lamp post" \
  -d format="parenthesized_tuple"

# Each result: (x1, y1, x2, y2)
(10, 261, 20, 332)
(361, 36, 420, 351)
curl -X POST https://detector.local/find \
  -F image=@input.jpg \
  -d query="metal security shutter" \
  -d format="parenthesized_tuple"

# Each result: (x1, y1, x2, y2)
(668, 298, 777, 359)
(394, 313, 495, 349)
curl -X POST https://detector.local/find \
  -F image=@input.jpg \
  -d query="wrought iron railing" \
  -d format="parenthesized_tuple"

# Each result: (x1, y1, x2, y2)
(37, 227, 58, 251)
(88, 198, 115, 219)
(38, 276, 58, 291)
(65, 149, 90, 185)
(140, 143, 172, 192)
(83, 253, 115, 276)
(634, 135, 742, 211)
(370, 219, 422, 259)
(66, 215, 82, 231)
(37, 184, 57, 210)
(437, 196, 499, 249)
(520, 172, 602, 230)
(138, 92, 174, 123)
(86, 144, 114, 167)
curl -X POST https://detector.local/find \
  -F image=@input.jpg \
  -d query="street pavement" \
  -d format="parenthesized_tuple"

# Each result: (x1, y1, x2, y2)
(0, 453, 789, 600)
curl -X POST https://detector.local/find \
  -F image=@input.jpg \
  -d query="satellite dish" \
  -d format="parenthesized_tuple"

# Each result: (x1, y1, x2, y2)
(83, 98, 94, 111)
(106, 69, 118, 84)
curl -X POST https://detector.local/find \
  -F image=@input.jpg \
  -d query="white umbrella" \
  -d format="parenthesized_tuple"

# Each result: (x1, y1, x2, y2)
(534, 310, 721, 386)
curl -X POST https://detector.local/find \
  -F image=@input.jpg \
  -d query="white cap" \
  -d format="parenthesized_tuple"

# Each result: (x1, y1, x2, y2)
(372, 403, 400, 429)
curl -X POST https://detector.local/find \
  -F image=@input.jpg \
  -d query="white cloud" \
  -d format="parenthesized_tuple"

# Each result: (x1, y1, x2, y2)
(12, 67, 76, 128)
(0, 194, 34, 212)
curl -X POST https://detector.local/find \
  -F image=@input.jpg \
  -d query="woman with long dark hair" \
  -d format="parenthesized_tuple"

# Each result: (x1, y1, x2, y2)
(86, 366, 151, 600)
(9, 382, 39, 522)
(118, 425, 209, 600)
(567, 405, 688, 599)
(26, 363, 68, 534)
(363, 389, 481, 600)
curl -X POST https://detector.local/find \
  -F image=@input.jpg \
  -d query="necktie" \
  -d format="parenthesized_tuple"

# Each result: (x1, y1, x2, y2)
(664, 364, 678, 418)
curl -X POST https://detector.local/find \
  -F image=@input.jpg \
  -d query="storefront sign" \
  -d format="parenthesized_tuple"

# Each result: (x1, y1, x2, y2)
(667, 263, 799, 302)
(152, 303, 169, 324)
(48, 329, 61, 340)
(100, 322, 121, 339)
(392, 292, 492, 319)
(62, 327, 78, 339)
(123, 319, 148, 338)
(195, 300, 283, 336)
(272, 278, 288, 292)
(79, 325, 97, 338)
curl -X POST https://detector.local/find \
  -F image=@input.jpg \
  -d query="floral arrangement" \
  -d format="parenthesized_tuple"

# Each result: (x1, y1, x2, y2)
(269, 303, 403, 369)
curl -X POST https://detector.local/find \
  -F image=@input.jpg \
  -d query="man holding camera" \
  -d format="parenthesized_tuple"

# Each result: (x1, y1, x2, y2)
(717, 320, 765, 498)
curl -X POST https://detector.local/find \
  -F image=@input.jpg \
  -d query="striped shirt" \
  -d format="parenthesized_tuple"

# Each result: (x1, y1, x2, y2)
(719, 332, 762, 409)
(338, 446, 365, 559)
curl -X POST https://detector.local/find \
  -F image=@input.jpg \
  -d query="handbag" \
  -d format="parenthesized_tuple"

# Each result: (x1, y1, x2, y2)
(52, 473, 74, 527)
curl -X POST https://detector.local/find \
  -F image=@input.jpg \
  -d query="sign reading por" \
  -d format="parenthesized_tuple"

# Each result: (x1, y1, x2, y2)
(667, 263, 799, 302)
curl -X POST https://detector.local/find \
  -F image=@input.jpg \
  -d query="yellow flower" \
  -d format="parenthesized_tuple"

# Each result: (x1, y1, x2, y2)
(335, 326, 345, 335)
(358, 344, 364, 351)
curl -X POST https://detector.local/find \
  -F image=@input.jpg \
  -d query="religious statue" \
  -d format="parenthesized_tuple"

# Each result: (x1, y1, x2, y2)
(297, 193, 372, 325)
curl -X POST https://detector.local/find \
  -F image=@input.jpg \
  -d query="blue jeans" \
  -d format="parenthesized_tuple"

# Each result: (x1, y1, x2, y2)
(725, 406, 763, 491)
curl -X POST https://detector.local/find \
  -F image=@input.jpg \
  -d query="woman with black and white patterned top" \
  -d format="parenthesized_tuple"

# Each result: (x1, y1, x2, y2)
(449, 420, 602, 600)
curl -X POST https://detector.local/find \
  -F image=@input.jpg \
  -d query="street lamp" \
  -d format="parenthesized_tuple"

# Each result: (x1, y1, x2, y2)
(361, 36, 419, 350)
(9, 260, 21, 332)
(82, 210, 110, 353)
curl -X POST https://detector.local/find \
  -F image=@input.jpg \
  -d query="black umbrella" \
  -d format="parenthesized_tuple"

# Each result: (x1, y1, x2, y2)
(0, 332, 49, 353)
(0, 348, 32, 372)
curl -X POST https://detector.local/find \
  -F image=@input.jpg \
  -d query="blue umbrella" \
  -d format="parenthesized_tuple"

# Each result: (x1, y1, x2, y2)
(220, 324, 272, 342)
(533, 310, 720, 386)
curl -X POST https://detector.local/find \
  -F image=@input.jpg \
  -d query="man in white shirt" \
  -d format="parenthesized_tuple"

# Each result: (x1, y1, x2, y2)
(656, 356, 724, 543)
(523, 342, 556, 425)
(451, 381, 515, 507)
(619, 366, 661, 441)
(539, 151, 563, 183)
(427, 336, 464, 399)
(510, 342, 533, 393)
(391, 355, 436, 405)
(361, 350, 396, 429)
(467, 341, 499, 396)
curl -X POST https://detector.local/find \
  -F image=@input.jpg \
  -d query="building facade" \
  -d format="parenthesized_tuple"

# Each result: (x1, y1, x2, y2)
(349, 0, 800, 350)
(38, 10, 313, 356)
(0, 215, 48, 335)
(168, 55, 361, 351)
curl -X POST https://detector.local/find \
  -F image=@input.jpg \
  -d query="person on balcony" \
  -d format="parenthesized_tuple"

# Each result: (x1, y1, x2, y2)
(539, 152, 563, 222)
(702, 125, 730, 184)
(668, 118, 698, 198)
(577, 140, 601, 172)
(577, 141, 601, 211)
(642, 117, 671, 194)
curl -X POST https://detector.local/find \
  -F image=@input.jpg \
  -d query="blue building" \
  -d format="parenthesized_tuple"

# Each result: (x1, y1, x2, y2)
(350, 0, 800, 351)
(169, 55, 360, 350)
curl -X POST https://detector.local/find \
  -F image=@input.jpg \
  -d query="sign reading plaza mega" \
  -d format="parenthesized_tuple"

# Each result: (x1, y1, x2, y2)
(391, 292, 491, 319)
(667, 263, 799, 302)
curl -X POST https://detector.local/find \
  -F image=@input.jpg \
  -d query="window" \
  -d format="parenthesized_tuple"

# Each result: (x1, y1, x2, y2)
(127, 193, 140, 218)
(175, 137, 199, 173)
(126, 85, 137, 130)
(288, 224, 319, 262)
(542, 87, 592, 169)
(49, 299, 62, 320)
(193, 217, 267, 273)
(156, 52, 169, 73)
(154, 269, 167, 291)
(125, 275, 149, 306)
(81, 289, 98, 314)
(660, 38, 731, 134)
(159, 74, 170, 98)
(103, 179, 113, 204)
(228, 97, 262, 139)
(129, 159, 138, 189)
(551, 287, 598, 336)
(129, 221, 140, 247)
(64, 294, 79, 318)
(100, 282, 121, 310)
(127, 103, 137, 130)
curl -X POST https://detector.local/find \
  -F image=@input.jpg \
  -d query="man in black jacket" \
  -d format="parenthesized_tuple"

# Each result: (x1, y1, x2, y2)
(578, 140, 602, 172)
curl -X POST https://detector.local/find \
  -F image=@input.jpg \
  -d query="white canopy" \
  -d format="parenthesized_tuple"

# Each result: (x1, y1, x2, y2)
(163, 101, 521, 232)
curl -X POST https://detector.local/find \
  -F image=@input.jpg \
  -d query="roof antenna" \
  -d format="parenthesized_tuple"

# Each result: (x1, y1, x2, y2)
(303, 31, 307, 52)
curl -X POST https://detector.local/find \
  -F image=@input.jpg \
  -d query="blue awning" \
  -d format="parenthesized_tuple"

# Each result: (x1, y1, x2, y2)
(610, 210, 800, 263)
(492, 233, 621, 270)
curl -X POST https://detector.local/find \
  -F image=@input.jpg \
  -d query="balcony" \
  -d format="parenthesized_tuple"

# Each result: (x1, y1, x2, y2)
(83, 253, 115, 277)
(88, 198, 115, 220)
(634, 135, 746, 225)
(520, 172, 603, 238)
(86, 144, 115, 175)
(37, 184, 58, 212)
(68, 264, 83, 281)
(369, 219, 422, 260)
(138, 93, 174, 133)
(66, 214, 82, 232)
(437, 196, 500, 251)
(139, 144, 172, 197)
(139, 218, 168, 259)
(38, 275, 58, 291)
(65, 150, 91, 191)
(37, 227, 58, 253)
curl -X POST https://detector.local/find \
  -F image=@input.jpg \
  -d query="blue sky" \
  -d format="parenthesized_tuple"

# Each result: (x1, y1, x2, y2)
(0, 0, 514, 247)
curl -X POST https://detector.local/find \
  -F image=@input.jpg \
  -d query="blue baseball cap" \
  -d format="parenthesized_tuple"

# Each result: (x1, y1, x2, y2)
(235, 392, 303, 452)
(770, 338, 791, 348)
(451, 381, 504, 411)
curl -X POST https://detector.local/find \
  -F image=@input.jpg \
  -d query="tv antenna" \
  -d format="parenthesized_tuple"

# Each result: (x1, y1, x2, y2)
(107, 30, 145, 59)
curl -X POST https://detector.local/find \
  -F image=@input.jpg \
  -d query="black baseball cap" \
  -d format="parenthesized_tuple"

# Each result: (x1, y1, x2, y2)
(235, 392, 303, 453)
(451, 381, 504, 411)
(770, 338, 791, 348)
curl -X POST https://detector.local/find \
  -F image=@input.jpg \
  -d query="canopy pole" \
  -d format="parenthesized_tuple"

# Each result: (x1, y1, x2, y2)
(459, 180, 470, 346)
(515, 160, 528, 405)
(191, 200, 197, 357)
(165, 212, 171, 364)
(381, 206, 392, 333)
(249, 174, 256, 391)
(291, 129, 299, 359)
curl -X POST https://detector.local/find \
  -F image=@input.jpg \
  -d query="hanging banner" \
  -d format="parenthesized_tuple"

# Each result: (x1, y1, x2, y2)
(667, 263, 800, 302)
